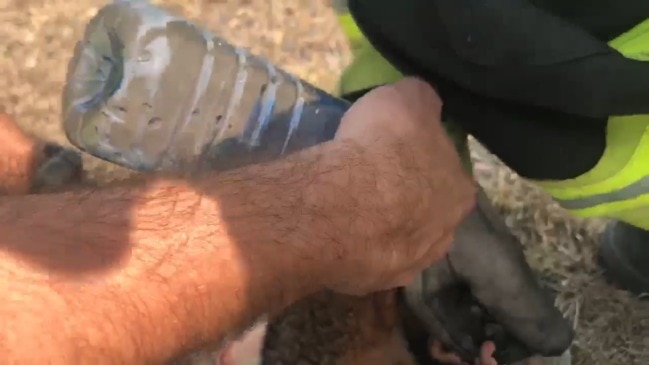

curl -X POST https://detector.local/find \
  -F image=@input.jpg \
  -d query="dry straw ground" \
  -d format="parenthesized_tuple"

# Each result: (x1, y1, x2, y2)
(1, 0, 648, 364)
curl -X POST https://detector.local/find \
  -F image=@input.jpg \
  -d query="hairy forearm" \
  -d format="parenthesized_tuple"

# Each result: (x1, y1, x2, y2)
(0, 143, 362, 364)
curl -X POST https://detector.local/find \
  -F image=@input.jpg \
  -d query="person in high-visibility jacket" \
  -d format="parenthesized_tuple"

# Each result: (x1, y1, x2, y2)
(333, 0, 649, 296)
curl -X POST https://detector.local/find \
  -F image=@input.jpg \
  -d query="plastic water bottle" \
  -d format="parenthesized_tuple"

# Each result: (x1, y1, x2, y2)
(62, 0, 351, 173)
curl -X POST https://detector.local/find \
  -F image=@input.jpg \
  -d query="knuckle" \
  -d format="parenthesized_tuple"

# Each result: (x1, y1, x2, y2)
(395, 77, 443, 110)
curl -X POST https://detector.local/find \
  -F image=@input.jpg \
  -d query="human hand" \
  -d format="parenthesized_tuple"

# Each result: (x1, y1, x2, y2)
(320, 77, 475, 296)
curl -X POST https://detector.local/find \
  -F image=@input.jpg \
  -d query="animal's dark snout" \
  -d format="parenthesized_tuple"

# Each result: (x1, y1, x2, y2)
(402, 188, 574, 364)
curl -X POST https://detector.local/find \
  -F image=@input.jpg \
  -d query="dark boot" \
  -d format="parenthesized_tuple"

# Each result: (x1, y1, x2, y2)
(598, 221, 649, 296)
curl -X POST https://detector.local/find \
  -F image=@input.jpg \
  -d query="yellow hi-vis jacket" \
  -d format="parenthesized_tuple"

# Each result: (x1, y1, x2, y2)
(334, 4, 649, 229)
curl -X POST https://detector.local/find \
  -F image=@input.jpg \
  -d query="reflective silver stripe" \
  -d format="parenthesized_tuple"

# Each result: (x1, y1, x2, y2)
(554, 175, 649, 210)
(332, 0, 349, 13)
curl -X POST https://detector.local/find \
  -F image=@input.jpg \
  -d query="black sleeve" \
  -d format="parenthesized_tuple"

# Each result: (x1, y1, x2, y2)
(349, 0, 649, 119)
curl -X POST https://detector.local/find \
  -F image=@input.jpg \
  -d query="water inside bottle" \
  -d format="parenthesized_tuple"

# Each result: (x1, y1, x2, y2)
(63, 0, 349, 173)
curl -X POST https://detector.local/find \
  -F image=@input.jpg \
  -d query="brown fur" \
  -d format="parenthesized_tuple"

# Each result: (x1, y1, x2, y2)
(262, 290, 418, 365)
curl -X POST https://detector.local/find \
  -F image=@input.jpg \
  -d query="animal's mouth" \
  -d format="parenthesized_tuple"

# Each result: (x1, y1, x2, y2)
(397, 288, 445, 365)
(397, 187, 574, 365)
(398, 281, 528, 365)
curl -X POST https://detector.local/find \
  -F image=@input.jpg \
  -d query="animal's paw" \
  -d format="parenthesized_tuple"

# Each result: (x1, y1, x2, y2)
(30, 142, 83, 193)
